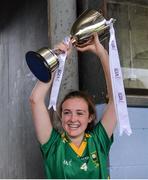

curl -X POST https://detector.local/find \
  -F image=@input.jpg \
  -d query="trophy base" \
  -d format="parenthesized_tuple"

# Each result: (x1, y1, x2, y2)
(26, 51, 51, 83)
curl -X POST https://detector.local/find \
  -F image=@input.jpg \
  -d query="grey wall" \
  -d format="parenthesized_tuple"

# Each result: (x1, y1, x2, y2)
(109, 107, 148, 178)
(96, 104, 148, 179)
(0, 0, 48, 178)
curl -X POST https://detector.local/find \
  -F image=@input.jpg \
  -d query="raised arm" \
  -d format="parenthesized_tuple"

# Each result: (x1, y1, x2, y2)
(95, 40, 116, 138)
(76, 33, 116, 138)
(29, 41, 70, 145)
(29, 78, 54, 145)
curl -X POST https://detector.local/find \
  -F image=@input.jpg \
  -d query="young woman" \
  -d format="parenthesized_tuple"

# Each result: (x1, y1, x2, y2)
(29, 33, 116, 179)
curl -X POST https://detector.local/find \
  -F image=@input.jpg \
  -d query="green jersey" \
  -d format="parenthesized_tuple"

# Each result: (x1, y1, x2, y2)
(40, 121, 113, 179)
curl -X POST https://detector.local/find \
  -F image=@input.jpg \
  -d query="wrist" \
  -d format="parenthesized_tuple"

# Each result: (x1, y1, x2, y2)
(95, 43, 106, 58)
(97, 48, 107, 60)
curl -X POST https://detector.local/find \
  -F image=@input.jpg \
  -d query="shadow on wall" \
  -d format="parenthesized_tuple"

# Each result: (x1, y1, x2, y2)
(0, 0, 25, 30)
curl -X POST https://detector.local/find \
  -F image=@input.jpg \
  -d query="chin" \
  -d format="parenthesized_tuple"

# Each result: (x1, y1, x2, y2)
(63, 125, 85, 138)
(67, 131, 79, 137)
(66, 129, 84, 139)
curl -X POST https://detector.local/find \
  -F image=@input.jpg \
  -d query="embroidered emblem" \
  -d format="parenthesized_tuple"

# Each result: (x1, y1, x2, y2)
(80, 163, 88, 171)
(92, 153, 97, 159)
(91, 152, 99, 167)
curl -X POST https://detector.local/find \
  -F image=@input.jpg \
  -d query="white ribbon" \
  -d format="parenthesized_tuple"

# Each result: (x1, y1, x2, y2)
(108, 20, 132, 136)
(48, 37, 70, 111)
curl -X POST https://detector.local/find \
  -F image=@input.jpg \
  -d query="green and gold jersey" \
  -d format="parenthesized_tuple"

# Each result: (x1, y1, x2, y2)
(40, 121, 113, 179)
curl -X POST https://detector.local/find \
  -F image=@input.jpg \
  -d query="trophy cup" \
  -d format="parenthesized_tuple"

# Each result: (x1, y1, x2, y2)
(26, 9, 115, 82)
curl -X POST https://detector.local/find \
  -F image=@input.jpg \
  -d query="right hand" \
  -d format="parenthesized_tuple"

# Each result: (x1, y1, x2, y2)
(74, 33, 106, 58)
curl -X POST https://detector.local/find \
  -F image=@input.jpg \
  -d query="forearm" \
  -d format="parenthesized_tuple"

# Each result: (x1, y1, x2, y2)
(96, 47, 113, 102)
(29, 77, 54, 144)
(30, 80, 53, 104)
(96, 46, 116, 137)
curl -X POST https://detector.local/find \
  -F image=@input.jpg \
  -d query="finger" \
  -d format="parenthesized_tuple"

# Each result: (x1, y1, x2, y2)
(75, 46, 88, 52)
(93, 32, 100, 44)
(55, 42, 68, 53)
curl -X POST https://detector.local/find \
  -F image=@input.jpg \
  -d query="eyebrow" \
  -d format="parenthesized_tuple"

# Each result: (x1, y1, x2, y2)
(63, 109, 87, 113)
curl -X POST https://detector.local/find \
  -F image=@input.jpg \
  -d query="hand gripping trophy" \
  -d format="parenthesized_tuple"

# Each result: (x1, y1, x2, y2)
(25, 9, 115, 83)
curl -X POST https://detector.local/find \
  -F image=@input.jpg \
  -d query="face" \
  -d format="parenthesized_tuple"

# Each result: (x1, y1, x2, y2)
(61, 97, 92, 140)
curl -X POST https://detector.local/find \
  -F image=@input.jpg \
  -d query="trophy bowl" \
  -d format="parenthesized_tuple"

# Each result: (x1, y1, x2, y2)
(70, 9, 113, 47)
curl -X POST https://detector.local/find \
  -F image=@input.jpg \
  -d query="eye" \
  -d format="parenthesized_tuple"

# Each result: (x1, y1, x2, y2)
(77, 112, 85, 116)
(63, 111, 72, 116)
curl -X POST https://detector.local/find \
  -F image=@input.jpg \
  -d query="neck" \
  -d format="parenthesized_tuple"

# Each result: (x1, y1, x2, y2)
(68, 133, 85, 147)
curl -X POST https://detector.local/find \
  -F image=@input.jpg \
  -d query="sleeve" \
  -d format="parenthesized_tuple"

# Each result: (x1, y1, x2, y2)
(93, 121, 113, 156)
(40, 128, 60, 159)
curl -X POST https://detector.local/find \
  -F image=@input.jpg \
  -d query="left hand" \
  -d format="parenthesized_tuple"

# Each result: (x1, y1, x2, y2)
(54, 41, 72, 56)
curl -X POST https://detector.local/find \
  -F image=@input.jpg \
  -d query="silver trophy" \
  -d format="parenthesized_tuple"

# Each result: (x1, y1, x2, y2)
(26, 9, 115, 82)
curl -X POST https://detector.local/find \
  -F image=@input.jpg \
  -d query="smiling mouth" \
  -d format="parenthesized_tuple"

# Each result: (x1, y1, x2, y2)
(67, 123, 80, 129)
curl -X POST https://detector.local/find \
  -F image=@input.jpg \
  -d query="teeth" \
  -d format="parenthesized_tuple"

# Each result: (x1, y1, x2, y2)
(68, 124, 80, 128)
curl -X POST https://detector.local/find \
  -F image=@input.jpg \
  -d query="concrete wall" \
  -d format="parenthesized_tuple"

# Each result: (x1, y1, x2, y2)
(0, 0, 48, 178)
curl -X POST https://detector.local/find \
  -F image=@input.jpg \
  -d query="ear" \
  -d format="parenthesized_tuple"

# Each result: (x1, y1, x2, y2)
(88, 115, 94, 123)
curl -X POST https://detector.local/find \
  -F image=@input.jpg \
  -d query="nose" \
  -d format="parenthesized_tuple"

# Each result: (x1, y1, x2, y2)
(70, 113, 77, 122)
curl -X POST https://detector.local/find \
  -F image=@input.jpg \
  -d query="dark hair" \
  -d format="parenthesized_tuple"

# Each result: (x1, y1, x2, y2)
(59, 90, 97, 132)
